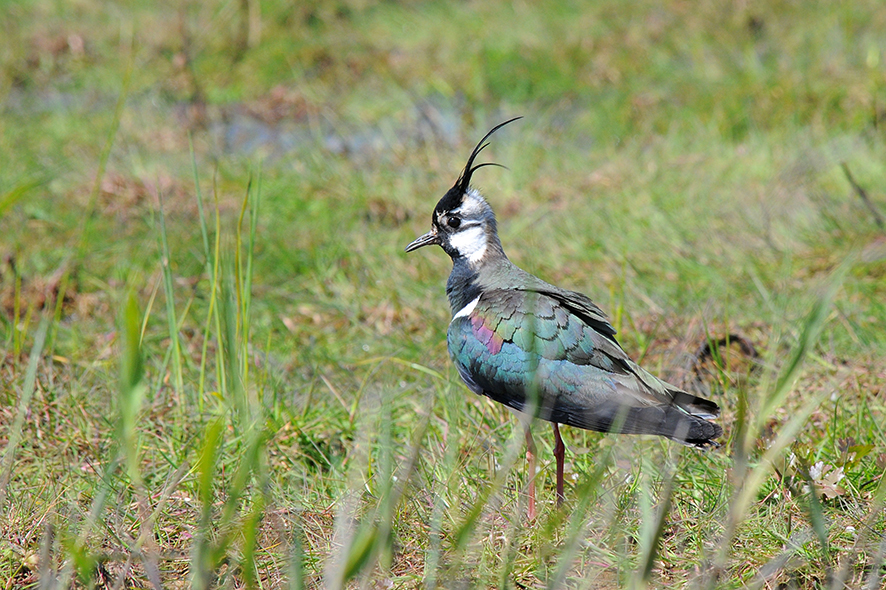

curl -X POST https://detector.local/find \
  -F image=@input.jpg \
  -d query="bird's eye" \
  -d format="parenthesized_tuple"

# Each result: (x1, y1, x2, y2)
(447, 217, 461, 229)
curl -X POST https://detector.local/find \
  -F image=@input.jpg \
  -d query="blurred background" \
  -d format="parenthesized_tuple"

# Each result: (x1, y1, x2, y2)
(2, 1, 885, 587)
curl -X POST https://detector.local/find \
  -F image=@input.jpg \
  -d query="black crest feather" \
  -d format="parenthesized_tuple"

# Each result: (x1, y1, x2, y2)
(435, 117, 522, 214)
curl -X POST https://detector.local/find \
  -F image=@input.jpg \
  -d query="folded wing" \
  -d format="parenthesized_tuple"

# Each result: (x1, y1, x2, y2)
(447, 287, 721, 445)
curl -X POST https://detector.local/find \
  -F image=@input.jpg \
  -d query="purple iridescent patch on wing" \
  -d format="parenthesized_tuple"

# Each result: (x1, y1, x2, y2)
(471, 314, 503, 354)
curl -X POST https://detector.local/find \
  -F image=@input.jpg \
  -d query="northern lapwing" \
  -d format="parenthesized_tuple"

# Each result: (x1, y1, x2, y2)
(406, 118, 722, 518)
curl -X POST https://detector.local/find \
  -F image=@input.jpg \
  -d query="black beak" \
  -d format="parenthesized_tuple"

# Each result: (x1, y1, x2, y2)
(405, 229, 440, 252)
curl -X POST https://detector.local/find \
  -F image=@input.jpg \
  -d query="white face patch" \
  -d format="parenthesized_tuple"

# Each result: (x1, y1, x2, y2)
(452, 295, 480, 320)
(449, 224, 487, 263)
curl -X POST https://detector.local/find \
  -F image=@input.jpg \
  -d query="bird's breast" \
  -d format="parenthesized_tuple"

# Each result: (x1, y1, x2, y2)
(449, 312, 504, 356)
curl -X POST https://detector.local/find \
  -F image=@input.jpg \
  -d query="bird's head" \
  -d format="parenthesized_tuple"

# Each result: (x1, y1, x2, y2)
(405, 117, 521, 264)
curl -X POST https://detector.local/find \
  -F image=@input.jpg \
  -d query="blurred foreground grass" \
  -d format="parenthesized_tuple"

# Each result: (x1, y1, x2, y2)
(2, 0, 886, 587)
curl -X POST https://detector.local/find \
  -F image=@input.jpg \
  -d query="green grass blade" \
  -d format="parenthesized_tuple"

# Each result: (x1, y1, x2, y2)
(0, 179, 42, 218)
(0, 318, 48, 507)
(637, 470, 675, 586)
(157, 196, 187, 417)
(119, 291, 146, 484)
(798, 473, 831, 566)
(424, 384, 461, 589)
(197, 193, 223, 411)
(239, 495, 265, 590)
(220, 256, 246, 421)
(190, 136, 212, 275)
(192, 418, 224, 590)
(288, 521, 307, 590)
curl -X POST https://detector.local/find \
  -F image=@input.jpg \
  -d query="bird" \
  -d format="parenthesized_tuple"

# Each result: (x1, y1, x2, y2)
(405, 117, 722, 518)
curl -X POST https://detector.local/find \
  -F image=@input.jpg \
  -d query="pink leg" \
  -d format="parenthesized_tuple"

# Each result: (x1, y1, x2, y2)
(525, 428, 537, 520)
(553, 423, 565, 505)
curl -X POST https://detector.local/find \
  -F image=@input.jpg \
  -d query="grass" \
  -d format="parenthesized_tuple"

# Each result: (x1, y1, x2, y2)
(2, 0, 886, 587)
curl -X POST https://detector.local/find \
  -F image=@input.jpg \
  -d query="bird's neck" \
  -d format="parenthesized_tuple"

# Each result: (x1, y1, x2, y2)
(446, 258, 481, 314)
(445, 241, 509, 315)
